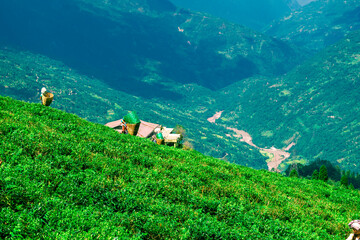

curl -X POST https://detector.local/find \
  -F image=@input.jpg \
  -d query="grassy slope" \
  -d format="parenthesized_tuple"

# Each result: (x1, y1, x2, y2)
(0, 95, 359, 239)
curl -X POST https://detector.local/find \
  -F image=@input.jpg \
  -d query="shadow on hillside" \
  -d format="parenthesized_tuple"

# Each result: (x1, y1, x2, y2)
(0, 0, 258, 100)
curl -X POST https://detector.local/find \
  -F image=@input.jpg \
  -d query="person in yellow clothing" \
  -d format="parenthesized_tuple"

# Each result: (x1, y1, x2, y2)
(347, 220, 360, 240)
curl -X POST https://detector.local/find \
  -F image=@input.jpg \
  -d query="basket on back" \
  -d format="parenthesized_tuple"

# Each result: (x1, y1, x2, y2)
(127, 123, 140, 136)
(124, 111, 140, 136)
(156, 139, 164, 145)
(42, 92, 54, 106)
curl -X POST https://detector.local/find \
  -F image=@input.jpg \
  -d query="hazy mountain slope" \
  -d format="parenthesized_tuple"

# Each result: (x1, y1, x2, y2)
(297, 0, 315, 6)
(0, 0, 303, 98)
(76, 0, 177, 15)
(272, 30, 360, 170)
(265, 0, 360, 51)
(0, 95, 358, 239)
(0, 47, 268, 169)
(210, 30, 360, 172)
(168, 0, 300, 30)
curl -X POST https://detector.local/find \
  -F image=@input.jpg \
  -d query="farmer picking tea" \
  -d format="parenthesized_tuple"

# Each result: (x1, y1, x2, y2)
(40, 87, 54, 106)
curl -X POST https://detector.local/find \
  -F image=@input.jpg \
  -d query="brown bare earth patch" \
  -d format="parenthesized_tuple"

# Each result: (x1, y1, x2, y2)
(207, 111, 295, 171)
(207, 111, 224, 123)
(228, 127, 293, 171)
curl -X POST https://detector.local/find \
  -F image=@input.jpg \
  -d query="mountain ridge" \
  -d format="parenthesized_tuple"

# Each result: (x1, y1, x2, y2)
(0, 0, 304, 97)
(168, 0, 300, 30)
(265, 0, 360, 52)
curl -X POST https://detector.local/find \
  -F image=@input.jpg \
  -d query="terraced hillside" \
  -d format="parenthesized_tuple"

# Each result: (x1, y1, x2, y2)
(0, 95, 359, 239)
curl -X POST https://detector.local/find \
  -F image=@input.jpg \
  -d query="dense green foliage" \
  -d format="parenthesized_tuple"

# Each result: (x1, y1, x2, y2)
(289, 169, 299, 178)
(1, 95, 360, 239)
(319, 165, 329, 182)
(286, 159, 340, 181)
(312, 170, 319, 180)
(341, 175, 349, 187)
(286, 159, 360, 189)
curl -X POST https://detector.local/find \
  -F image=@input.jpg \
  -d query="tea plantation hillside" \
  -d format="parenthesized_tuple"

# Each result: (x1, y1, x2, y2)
(0, 96, 359, 239)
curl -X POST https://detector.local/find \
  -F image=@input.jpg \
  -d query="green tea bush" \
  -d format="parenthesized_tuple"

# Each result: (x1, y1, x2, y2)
(0, 95, 359, 239)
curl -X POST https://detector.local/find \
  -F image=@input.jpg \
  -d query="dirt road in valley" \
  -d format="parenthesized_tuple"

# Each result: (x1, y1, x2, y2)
(208, 111, 294, 171)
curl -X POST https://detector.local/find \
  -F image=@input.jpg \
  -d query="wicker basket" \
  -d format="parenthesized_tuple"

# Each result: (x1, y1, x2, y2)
(127, 123, 140, 136)
(42, 92, 54, 106)
(156, 139, 164, 145)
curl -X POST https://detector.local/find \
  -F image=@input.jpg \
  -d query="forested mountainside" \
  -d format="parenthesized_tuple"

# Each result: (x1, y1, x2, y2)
(0, 0, 304, 98)
(265, 0, 360, 51)
(168, 0, 300, 30)
(209, 30, 360, 172)
(0, 47, 268, 169)
(1, 95, 359, 239)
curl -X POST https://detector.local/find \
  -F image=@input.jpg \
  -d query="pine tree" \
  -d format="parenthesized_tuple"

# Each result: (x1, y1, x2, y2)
(312, 170, 319, 180)
(340, 175, 349, 187)
(349, 183, 355, 190)
(289, 169, 299, 178)
(319, 165, 328, 182)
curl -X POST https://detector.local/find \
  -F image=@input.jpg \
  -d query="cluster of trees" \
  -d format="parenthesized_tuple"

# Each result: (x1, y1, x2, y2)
(287, 159, 359, 189)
